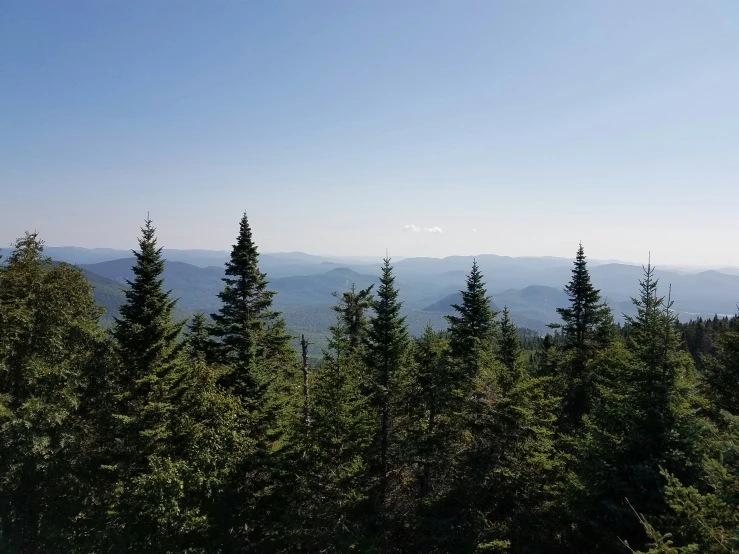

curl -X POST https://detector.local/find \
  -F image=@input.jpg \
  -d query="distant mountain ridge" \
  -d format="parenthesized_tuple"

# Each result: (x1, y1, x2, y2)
(28, 248, 739, 340)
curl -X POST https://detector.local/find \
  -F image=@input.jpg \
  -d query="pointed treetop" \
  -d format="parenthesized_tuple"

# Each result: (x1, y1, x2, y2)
(113, 216, 184, 380)
(498, 306, 523, 384)
(556, 242, 612, 352)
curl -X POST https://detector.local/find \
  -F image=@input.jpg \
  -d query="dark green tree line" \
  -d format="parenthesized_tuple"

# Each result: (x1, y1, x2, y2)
(0, 220, 736, 553)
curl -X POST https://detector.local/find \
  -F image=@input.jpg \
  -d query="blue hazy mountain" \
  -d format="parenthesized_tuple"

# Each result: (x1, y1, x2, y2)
(38, 247, 738, 339)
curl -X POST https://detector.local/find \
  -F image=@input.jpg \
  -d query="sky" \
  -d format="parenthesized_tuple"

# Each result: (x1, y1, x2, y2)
(1, 1, 739, 265)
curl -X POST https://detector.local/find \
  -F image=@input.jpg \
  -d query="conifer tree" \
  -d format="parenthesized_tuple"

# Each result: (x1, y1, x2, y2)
(408, 326, 454, 500)
(446, 260, 498, 385)
(282, 288, 374, 552)
(556, 243, 612, 353)
(497, 306, 525, 388)
(184, 312, 214, 362)
(104, 217, 194, 550)
(575, 262, 703, 552)
(634, 411, 739, 554)
(700, 323, 739, 414)
(437, 341, 565, 552)
(364, 257, 410, 533)
(0, 233, 104, 552)
(555, 243, 613, 428)
(210, 213, 291, 399)
(333, 283, 374, 349)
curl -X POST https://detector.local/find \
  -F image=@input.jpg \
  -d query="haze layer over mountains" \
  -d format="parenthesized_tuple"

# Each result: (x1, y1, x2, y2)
(37, 247, 739, 345)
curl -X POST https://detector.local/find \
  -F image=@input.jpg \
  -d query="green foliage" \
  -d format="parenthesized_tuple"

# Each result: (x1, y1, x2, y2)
(446, 260, 499, 384)
(634, 411, 739, 553)
(0, 233, 104, 551)
(555, 243, 613, 353)
(435, 359, 566, 552)
(97, 218, 197, 549)
(2, 222, 737, 553)
(280, 287, 375, 552)
(554, 243, 614, 430)
(574, 262, 704, 552)
(184, 312, 214, 362)
(407, 326, 455, 500)
(701, 325, 739, 414)
(363, 257, 411, 541)
(210, 212, 292, 400)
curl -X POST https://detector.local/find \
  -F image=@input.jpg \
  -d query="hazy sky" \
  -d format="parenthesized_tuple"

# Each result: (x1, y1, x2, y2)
(2, 1, 739, 265)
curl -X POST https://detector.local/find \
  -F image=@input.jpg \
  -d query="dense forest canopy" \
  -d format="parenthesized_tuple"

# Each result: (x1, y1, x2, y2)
(0, 215, 737, 553)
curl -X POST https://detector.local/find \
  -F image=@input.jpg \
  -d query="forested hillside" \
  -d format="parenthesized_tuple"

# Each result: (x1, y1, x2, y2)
(1, 214, 737, 553)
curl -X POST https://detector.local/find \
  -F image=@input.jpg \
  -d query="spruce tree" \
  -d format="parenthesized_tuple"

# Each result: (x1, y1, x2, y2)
(282, 288, 374, 552)
(446, 260, 498, 385)
(497, 306, 525, 388)
(364, 257, 410, 534)
(208, 214, 298, 551)
(184, 312, 214, 362)
(700, 323, 739, 414)
(104, 217, 193, 550)
(408, 326, 454, 500)
(556, 243, 612, 353)
(437, 340, 565, 552)
(555, 243, 613, 428)
(0, 233, 103, 551)
(210, 213, 291, 399)
(634, 411, 739, 554)
(575, 262, 703, 552)
(333, 283, 374, 349)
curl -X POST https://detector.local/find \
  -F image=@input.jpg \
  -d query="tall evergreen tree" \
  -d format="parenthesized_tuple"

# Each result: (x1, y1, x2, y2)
(556, 243, 612, 353)
(0, 233, 103, 552)
(103, 217, 193, 550)
(446, 260, 498, 385)
(333, 283, 374, 350)
(364, 257, 411, 538)
(575, 262, 703, 552)
(436, 344, 565, 552)
(555, 243, 613, 428)
(281, 288, 375, 552)
(210, 213, 291, 399)
(408, 326, 454, 500)
(497, 306, 525, 388)
(207, 214, 298, 551)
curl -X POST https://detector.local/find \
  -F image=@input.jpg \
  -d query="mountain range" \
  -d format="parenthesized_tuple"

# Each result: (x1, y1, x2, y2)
(23, 248, 739, 345)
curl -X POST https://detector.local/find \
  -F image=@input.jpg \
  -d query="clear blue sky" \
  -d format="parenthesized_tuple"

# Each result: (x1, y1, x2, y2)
(2, 1, 738, 265)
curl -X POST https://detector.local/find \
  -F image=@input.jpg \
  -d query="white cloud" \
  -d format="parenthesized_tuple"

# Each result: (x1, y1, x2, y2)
(472, 228, 478, 233)
(404, 224, 443, 234)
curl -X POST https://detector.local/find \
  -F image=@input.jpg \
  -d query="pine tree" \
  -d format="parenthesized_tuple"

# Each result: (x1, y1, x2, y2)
(282, 288, 375, 552)
(408, 326, 454, 500)
(333, 283, 374, 349)
(436, 343, 565, 552)
(210, 213, 291, 399)
(555, 243, 614, 428)
(556, 243, 612, 353)
(700, 323, 739, 414)
(364, 257, 411, 537)
(0, 233, 103, 551)
(575, 262, 703, 552)
(184, 312, 214, 362)
(446, 260, 498, 385)
(103, 217, 195, 550)
(634, 411, 739, 554)
(497, 306, 525, 389)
